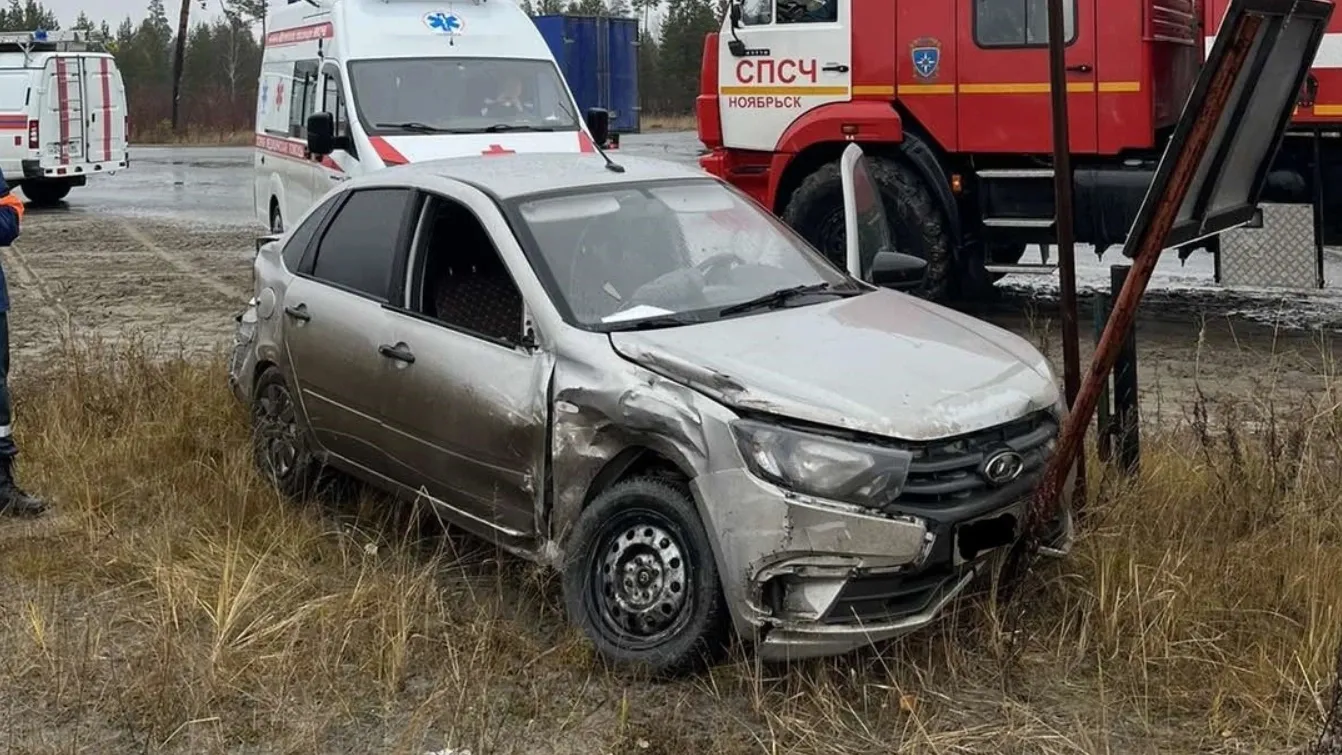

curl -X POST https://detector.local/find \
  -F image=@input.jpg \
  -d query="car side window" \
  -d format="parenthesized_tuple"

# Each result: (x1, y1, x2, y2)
(308, 188, 413, 301)
(281, 193, 341, 270)
(408, 195, 526, 346)
(974, 0, 1077, 47)
(776, 0, 837, 24)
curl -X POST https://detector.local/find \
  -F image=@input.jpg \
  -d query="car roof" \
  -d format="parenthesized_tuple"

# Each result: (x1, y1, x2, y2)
(348, 152, 719, 200)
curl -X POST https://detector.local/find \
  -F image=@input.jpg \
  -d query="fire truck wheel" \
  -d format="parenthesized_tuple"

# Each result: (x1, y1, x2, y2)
(783, 156, 953, 302)
(21, 180, 71, 207)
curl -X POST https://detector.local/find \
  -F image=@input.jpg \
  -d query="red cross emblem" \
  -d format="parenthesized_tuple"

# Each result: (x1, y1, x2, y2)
(481, 144, 515, 156)
(275, 81, 285, 108)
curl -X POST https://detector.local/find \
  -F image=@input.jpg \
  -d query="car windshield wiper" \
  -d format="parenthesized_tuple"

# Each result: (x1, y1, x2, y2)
(718, 283, 857, 318)
(601, 314, 706, 332)
(482, 123, 555, 133)
(375, 121, 447, 133)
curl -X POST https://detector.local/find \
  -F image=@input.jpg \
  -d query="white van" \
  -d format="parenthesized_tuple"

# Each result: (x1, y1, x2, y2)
(254, 0, 608, 233)
(0, 30, 129, 206)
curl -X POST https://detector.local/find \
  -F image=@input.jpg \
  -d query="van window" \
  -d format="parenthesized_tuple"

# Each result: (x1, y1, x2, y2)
(347, 58, 579, 136)
(321, 67, 350, 142)
(288, 60, 319, 138)
(0, 72, 27, 111)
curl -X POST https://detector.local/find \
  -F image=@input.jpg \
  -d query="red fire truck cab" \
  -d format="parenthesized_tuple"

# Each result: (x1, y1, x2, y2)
(696, 0, 1342, 301)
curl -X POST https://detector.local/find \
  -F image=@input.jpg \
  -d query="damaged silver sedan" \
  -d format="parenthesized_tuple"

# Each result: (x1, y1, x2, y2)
(228, 148, 1074, 674)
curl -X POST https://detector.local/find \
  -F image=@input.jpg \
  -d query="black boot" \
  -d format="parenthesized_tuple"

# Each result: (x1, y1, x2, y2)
(0, 459, 46, 517)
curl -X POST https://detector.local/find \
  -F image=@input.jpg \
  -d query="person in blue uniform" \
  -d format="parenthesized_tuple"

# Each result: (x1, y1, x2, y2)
(0, 171, 47, 517)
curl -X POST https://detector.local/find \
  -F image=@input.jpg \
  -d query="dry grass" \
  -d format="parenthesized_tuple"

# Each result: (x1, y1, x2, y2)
(132, 124, 254, 147)
(2, 332, 1341, 754)
(640, 114, 697, 132)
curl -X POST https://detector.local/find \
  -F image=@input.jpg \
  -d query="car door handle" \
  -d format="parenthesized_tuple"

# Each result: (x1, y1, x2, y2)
(1066, 64, 1093, 74)
(283, 304, 311, 322)
(378, 343, 415, 364)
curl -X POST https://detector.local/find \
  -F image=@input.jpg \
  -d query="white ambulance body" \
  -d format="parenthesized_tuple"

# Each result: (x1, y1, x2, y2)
(255, 0, 601, 232)
(0, 30, 129, 206)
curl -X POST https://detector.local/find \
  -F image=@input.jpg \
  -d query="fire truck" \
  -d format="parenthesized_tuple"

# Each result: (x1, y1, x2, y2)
(695, 0, 1342, 301)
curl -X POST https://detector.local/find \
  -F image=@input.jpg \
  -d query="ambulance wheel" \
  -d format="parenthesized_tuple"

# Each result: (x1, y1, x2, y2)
(783, 156, 953, 303)
(22, 180, 71, 207)
(269, 202, 284, 234)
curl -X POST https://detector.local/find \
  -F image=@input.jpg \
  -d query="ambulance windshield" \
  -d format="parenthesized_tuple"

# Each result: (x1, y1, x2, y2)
(348, 57, 580, 135)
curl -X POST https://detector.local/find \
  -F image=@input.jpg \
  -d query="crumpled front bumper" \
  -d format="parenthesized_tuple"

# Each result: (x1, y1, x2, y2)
(692, 464, 1075, 663)
(227, 299, 259, 405)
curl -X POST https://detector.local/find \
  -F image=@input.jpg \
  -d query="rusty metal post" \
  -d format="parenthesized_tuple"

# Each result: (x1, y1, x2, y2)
(1045, 0, 1086, 509)
(1031, 15, 1263, 529)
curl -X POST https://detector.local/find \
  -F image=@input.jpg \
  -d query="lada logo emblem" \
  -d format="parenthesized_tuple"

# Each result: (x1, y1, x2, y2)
(981, 449, 1025, 486)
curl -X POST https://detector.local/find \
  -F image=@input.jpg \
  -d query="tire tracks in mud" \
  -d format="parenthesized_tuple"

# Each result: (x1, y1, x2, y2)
(3, 242, 73, 332)
(114, 218, 248, 302)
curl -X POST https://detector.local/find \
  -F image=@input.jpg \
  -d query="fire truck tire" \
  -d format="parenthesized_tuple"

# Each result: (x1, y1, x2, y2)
(783, 156, 953, 302)
(21, 180, 71, 207)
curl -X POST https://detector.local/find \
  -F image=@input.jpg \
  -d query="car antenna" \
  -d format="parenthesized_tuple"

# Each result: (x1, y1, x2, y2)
(593, 136, 625, 173)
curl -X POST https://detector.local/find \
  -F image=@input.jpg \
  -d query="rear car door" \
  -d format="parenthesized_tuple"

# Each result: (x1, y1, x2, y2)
(956, 0, 1099, 154)
(80, 56, 122, 165)
(378, 188, 552, 542)
(718, 0, 853, 152)
(45, 54, 87, 166)
(282, 186, 418, 475)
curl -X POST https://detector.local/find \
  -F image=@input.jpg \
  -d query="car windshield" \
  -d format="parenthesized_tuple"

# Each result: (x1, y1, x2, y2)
(511, 180, 863, 330)
(347, 57, 579, 135)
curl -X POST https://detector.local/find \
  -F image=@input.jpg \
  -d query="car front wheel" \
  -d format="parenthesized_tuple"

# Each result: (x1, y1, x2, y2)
(250, 366, 319, 501)
(562, 477, 728, 676)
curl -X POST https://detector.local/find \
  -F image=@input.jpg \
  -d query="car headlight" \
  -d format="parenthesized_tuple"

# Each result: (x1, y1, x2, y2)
(731, 419, 914, 509)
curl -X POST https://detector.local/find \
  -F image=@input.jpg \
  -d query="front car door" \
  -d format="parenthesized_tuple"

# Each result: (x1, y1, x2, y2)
(956, 0, 1099, 154)
(378, 186, 552, 545)
(282, 185, 419, 475)
(718, 0, 853, 152)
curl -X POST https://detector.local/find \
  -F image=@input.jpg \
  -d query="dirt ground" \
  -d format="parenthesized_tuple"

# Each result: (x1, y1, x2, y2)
(5, 208, 1336, 428)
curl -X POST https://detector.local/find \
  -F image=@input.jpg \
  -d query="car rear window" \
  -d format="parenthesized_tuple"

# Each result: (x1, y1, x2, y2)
(309, 188, 412, 301)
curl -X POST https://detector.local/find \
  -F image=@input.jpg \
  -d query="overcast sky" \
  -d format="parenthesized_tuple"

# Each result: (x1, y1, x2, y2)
(46, 0, 227, 26)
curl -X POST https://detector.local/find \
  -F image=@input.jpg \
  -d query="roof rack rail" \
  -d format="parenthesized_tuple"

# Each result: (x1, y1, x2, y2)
(0, 29, 96, 55)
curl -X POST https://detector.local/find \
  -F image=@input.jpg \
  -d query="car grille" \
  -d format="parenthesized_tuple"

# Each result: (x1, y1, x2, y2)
(882, 410, 1059, 513)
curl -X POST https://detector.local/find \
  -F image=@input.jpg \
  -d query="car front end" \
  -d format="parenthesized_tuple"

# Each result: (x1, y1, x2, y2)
(688, 403, 1074, 661)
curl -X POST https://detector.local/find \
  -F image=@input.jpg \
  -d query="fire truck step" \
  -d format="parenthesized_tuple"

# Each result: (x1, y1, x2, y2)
(981, 217, 1056, 229)
(976, 169, 1056, 179)
(983, 263, 1059, 275)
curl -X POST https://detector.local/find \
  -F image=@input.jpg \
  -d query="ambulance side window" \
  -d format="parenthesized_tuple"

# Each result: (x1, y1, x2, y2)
(322, 68, 351, 144)
(288, 60, 319, 139)
(973, 0, 1077, 47)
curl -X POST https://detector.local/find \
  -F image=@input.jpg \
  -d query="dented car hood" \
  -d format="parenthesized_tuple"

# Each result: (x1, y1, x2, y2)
(609, 289, 1060, 441)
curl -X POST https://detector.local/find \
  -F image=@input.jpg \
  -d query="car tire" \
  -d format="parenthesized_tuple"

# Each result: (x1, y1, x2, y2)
(269, 203, 284, 234)
(783, 155, 955, 303)
(22, 180, 71, 207)
(562, 476, 729, 676)
(250, 366, 320, 501)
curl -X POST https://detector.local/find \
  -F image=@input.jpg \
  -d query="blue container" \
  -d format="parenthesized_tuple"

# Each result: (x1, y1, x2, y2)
(533, 14, 641, 133)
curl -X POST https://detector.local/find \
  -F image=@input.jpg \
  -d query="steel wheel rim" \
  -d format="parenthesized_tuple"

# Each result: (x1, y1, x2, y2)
(255, 382, 300, 481)
(589, 509, 694, 650)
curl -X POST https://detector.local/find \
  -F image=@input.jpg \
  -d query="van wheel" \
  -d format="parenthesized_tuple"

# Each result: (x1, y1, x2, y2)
(783, 156, 954, 303)
(251, 366, 319, 501)
(562, 477, 728, 676)
(22, 180, 71, 207)
(269, 203, 284, 234)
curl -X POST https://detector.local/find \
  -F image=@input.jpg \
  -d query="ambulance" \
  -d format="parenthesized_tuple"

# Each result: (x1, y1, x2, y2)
(255, 0, 610, 233)
(0, 29, 129, 207)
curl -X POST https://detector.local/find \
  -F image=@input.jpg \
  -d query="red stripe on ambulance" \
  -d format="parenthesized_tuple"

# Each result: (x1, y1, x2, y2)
(54, 57, 69, 165)
(101, 58, 113, 162)
(265, 22, 334, 48)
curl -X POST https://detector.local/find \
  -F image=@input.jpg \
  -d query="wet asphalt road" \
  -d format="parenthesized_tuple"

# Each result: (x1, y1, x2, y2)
(60, 132, 707, 229)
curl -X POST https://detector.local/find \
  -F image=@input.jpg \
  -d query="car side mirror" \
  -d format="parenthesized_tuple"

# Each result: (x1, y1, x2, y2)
(729, 1, 742, 27)
(306, 112, 335, 157)
(869, 251, 928, 289)
(585, 107, 611, 148)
